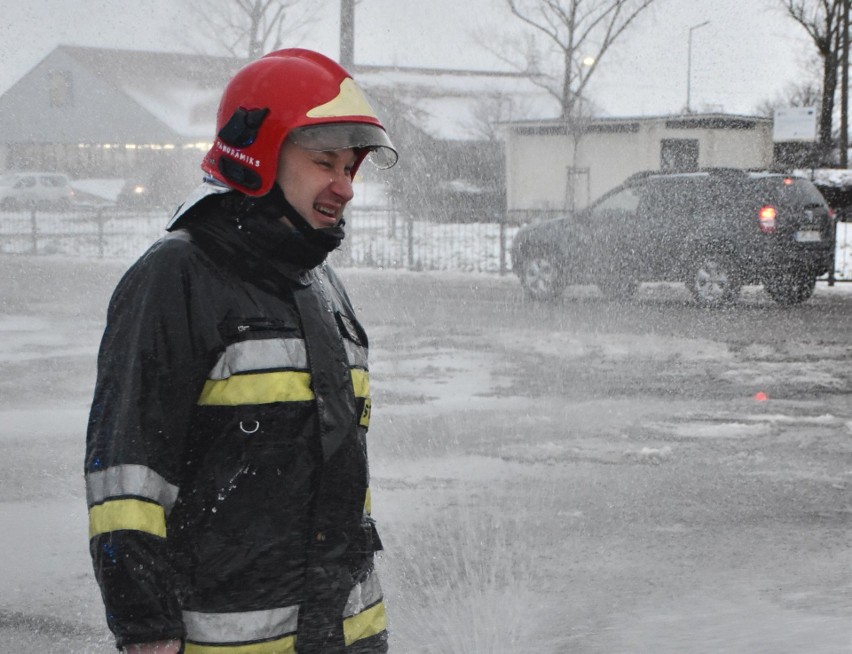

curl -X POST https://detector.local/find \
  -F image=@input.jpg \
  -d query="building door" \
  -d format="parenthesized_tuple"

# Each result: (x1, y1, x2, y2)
(660, 139, 699, 172)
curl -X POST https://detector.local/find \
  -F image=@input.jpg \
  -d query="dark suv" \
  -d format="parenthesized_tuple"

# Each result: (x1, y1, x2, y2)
(511, 169, 836, 306)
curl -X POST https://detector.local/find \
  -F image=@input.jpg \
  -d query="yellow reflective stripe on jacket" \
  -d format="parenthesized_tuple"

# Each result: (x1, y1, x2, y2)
(364, 487, 371, 515)
(198, 371, 314, 406)
(85, 464, 179, 513)
(183, 605, 299, 654)
(351, 368, 369, 399)
(199, 370, 369, 406)
(88, 498, 166, 539)
(184, 635, 295, 654)
(359, 398, 371, 428)
(343, 601, 387, 647)
(342, 570, 386, 645)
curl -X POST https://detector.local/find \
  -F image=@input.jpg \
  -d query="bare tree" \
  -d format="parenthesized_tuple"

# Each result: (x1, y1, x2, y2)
(755, 78, 823, 116)
(488, 0, 656, 120)
(178, 0, 319, 61)
(465, 92, 535, 141)
(780, 0, 847, 157)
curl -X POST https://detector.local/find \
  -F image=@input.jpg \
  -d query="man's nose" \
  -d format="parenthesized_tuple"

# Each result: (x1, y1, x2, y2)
(330, 171, 354, 202)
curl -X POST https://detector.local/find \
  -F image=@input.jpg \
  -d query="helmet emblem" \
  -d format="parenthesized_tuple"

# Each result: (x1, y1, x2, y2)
(306, 78, 378, 119)
(217, 107, 270, 148)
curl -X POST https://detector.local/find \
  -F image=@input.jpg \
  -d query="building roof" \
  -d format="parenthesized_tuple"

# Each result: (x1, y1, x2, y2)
(505, 112, 773, 135)
(0, 45, 559, 146)
(352, 65, 559, 141)
(0, 45, 238, 145)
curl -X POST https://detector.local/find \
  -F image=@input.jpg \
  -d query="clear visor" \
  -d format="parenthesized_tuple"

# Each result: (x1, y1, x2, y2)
(288, 123, 398, 169)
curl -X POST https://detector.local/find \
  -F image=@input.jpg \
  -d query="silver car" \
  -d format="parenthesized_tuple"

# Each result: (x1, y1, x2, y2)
(0, 172, 75, 210)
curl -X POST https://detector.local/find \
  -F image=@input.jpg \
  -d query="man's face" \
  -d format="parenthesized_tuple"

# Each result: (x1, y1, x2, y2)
(276, 139, 357, 229)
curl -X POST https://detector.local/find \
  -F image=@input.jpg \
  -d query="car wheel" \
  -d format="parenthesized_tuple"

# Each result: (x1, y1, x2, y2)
(688, 256, 741, 306)
(517, 250, 566, 301)
(764, 271, 816, 305)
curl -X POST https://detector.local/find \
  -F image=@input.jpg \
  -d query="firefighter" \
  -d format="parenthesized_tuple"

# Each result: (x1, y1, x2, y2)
(85, 49, 397, 654)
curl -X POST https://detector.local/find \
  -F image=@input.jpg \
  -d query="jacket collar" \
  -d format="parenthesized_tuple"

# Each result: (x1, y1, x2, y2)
(166, 178, 232, 231)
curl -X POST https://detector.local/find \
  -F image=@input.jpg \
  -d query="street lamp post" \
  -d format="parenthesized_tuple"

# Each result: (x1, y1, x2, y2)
(686, 20, 710, 114)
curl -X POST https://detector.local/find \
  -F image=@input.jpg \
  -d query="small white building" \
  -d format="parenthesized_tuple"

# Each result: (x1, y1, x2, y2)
(503, 113, 774, 222)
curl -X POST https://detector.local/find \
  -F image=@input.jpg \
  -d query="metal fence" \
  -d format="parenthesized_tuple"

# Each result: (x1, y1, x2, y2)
(0, 206, 520, 274)
(0, 205, 849, 281)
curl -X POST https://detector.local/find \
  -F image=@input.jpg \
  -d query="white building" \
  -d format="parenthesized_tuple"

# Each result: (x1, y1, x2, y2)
(503, 113, 774, 222)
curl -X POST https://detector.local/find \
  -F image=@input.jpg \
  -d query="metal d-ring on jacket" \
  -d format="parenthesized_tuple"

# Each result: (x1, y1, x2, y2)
(85, 183, 387, 653)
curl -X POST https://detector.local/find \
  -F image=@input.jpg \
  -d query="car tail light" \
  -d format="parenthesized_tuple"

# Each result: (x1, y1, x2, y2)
(758, 205, 777, 234)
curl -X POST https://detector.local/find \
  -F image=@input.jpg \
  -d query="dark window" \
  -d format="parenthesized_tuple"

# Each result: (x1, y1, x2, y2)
(660, 139, 699, 172)
(591, 187, 641, 215)
(49, 70, 73, 108)
(754, 177, 827, 206)
(40, 175, 67, 187)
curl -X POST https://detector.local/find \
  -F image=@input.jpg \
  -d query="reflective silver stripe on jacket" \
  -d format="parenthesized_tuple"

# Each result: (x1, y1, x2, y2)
(343, 340, 368, 369)
(208, 332, 366, 378)
(85, 464, 179, 514)
(208, 338, 308, 379)
(344, 569, 383, 618)
(183, 605, 299, 644)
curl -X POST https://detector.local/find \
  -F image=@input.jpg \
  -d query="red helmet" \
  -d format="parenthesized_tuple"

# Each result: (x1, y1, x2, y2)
(201, 48, 397, 197)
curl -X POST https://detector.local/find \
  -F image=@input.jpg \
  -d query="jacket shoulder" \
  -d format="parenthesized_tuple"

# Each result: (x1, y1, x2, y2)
(131, 229, 212, 275)
(108, 228, 218, 310)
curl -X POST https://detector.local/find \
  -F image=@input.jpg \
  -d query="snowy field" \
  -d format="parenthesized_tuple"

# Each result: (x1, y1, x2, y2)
(0, 256, 850, 652)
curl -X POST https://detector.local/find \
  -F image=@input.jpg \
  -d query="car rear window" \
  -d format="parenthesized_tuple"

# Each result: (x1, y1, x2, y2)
(753, 176, 826, 206)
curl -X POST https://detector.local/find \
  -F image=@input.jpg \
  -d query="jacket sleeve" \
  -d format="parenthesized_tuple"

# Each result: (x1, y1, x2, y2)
(85, 235, 221, 648)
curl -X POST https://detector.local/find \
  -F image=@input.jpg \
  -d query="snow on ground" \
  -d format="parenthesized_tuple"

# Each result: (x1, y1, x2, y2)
(0, 257, 850, 652)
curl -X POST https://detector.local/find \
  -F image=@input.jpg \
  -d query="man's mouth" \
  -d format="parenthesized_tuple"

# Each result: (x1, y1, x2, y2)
(314, 204, 337, 218)
(313, 203, 342, 226)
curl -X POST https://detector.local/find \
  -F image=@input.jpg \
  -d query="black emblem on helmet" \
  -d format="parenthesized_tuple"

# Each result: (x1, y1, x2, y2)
(218, 107, 270, 148)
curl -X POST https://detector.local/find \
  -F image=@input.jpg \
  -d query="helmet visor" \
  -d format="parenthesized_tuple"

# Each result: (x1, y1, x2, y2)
(288, 123, 398, 169)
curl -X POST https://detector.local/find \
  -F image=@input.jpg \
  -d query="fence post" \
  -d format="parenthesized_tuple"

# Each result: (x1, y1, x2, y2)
(406, 215, 414, 270)
(30, 206, 38, 254)
(499, 220, 507, 276)
(96, 209, 105, 259)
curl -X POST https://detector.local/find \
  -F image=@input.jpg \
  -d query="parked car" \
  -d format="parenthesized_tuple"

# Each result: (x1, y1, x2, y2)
(0, 171, 75, 210)
(511, 168, 836, 306)
(117, 164, 200, 210)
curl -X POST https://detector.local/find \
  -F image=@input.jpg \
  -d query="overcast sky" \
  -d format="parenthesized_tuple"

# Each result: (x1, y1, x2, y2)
(0, 0, 816, 117)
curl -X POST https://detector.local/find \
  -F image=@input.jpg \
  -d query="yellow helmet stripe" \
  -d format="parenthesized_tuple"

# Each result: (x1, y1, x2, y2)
(307, 78, 378, 119)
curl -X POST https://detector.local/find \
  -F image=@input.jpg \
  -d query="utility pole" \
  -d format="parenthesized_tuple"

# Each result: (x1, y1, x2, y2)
(686, 21, 710, 114)
(339, 0, 355, 70)
(841, 0, 850, 167)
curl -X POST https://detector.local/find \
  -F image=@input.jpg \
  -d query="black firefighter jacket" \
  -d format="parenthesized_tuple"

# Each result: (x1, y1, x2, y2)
(85, 185, 387, 653)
